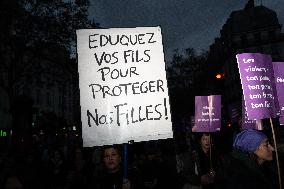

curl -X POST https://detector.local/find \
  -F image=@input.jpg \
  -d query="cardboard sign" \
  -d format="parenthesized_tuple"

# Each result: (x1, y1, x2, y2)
(76, 27, 173, 147)
(236, 53, 279, 120)
(193, 95, 221, 132)
(273, 62, 284, 125)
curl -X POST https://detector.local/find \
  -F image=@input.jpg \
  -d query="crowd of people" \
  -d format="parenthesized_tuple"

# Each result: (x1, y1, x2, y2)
(0, 128, 281, 189)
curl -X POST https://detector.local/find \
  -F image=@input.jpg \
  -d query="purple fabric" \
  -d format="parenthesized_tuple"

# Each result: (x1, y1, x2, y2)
(233, 129, 267, 153)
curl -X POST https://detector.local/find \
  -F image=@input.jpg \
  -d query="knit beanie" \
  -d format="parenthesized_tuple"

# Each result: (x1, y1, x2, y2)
(233, 129, 267, 153)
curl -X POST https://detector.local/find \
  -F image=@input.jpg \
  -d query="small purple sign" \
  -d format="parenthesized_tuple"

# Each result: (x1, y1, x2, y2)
(273, 62, 284, 125)
(236, 53, 279, 120)
(193, 95, 221, 132)
(241, 96, 262, 130)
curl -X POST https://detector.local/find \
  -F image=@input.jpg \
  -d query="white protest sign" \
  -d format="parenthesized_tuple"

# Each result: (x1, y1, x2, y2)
(76, 27, 173, 147)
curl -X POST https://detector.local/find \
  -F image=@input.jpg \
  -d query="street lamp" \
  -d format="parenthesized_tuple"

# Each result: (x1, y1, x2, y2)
(216, 73, 224, 79)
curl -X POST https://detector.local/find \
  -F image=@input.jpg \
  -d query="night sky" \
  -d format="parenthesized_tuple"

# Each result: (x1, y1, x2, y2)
(88, 0, 284, 62)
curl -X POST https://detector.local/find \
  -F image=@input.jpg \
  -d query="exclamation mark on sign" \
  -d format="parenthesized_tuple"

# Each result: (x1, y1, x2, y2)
(164, 98, 168, 120)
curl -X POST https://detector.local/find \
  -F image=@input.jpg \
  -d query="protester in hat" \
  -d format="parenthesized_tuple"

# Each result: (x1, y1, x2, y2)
(177, 133, 219, 189)
(216, 129, 277, 189)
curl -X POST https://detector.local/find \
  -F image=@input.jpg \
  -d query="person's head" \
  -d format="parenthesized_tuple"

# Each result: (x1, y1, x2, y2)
(254, 138, 274, 164)
(102, 145, 122, 173)
(233, 129, 274, 164)
(196, 133, 211, 153)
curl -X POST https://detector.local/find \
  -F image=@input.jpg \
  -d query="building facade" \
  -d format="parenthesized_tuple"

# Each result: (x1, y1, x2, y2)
(207, 0, 284, 112)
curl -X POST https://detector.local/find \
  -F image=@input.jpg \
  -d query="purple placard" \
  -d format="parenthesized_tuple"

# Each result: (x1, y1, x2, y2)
(241, 96, 262, 130)
(193, 95, 221, 132)
(273, 62, 284, 125)
(236, 53, 279, 120)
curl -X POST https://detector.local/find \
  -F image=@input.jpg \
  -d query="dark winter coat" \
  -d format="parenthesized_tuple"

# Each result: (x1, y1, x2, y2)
(216, 150, 276, 189)
(177, 148, 218, 189)
(88, 167, 142, 189)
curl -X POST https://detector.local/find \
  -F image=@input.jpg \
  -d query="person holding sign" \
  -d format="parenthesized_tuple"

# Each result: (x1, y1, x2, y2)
(177, 133, 218, 189)
(216, 129, 277, 189)
(90, 145, 140, 189)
